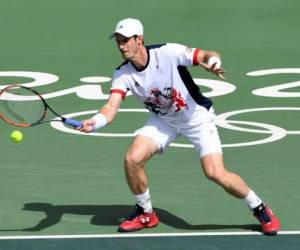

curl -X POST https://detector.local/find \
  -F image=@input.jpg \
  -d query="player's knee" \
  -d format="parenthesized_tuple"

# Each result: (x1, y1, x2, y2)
(124, 152, 143, 170)
(203, 166, 226, 184)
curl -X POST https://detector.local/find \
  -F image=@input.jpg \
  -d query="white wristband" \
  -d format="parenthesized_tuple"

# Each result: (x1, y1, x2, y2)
(91, 113, 108, 130)
(208, 56, 222, 69)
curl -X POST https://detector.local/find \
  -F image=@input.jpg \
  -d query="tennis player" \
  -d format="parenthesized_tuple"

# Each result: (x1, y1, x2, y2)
(80, 18, 280, 235)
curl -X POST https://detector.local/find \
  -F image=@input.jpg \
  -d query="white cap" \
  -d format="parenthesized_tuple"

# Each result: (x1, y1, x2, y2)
(109, 18, 143, 39)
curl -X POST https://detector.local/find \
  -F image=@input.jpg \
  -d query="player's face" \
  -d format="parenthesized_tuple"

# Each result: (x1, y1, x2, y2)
(115, 34, 139, 60)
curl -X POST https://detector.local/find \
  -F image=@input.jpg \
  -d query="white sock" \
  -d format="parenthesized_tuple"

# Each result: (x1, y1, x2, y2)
(134, 188, 153, 213)
(243, 189, 263, 210)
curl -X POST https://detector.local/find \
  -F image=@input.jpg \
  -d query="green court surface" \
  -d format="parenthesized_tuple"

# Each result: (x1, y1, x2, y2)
(1, 0, 300, 249)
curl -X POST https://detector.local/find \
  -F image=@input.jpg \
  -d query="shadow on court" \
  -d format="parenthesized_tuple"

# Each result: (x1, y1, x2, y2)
(0, 203, 260, 232)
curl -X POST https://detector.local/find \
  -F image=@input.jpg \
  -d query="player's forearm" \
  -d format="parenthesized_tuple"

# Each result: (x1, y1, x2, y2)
(99, 103, 118, 124)
(96, 92, 123, 124)
(88, 104, 116, 131)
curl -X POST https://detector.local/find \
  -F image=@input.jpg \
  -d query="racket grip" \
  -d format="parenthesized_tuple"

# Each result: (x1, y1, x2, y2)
(64, 118, 82, 127)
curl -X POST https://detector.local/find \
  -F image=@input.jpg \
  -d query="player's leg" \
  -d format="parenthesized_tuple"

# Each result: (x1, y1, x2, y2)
(124, 134, 158, 195)
(118, 135, 160, 232)
(200, 153, 280, 235)
(119, 116, 177, 232)
(184, 107, 280, 235)
(201, 153, 249, 198)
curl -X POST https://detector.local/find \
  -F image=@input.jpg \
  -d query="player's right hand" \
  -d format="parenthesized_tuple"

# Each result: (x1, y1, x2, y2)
(78, 119, 96, 133)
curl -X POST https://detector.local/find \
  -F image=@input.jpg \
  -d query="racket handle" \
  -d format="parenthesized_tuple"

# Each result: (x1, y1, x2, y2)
(64, 118, 82, 127)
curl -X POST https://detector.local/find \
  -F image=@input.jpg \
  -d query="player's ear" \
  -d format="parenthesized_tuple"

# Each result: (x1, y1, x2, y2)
(136, 35, 144, 45)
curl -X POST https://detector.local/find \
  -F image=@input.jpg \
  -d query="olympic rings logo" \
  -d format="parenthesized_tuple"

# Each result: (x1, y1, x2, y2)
(1, 69, 300, 148)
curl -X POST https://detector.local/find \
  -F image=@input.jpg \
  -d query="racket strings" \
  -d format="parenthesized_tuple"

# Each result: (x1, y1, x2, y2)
(0, 86, 45, 125)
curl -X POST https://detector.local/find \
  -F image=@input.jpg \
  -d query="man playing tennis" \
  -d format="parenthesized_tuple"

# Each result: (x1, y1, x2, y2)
(80, 18, 280, 235)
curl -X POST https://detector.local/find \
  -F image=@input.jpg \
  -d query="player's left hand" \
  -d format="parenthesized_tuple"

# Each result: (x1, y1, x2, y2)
(199, 61, 226, 80)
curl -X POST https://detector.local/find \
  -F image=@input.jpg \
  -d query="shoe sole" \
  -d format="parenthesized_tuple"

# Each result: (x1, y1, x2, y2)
(118, 223, 158, 233)
(118, 227, 141, 233)
(264, 230, 278, 236)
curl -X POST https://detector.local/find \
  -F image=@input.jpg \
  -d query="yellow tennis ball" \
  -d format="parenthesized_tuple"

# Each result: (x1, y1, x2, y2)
(10, 130, 23, 143)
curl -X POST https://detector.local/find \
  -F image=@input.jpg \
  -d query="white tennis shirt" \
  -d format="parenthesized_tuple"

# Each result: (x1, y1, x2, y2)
(111, 43, 212, 123)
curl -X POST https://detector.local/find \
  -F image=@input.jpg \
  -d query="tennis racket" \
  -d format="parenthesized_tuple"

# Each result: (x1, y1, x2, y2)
(0, 84, 82, 127)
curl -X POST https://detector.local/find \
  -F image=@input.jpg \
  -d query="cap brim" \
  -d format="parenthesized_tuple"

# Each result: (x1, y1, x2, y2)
(109, 32, 136, 40)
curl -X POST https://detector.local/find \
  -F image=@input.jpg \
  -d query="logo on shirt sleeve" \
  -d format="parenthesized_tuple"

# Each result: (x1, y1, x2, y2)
(185, 47, 193, 54)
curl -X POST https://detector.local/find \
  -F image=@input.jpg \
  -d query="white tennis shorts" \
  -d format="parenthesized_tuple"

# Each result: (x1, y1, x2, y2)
(135, 107, 222, 158)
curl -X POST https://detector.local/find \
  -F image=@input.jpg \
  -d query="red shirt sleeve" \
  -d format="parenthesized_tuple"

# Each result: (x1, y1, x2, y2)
(193, 48, 201, 65)
(110, 89, 126, 99)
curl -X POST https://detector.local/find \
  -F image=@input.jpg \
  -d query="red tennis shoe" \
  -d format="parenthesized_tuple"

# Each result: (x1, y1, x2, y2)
(118, 204, 159, 232)
(253, 204, 280, 235)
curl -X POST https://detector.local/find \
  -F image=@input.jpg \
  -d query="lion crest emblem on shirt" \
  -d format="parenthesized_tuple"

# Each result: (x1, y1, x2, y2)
(143, 87, 188, 115)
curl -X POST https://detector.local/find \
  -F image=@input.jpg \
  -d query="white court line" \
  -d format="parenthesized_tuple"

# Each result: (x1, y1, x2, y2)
(0, 231, 299, 240)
